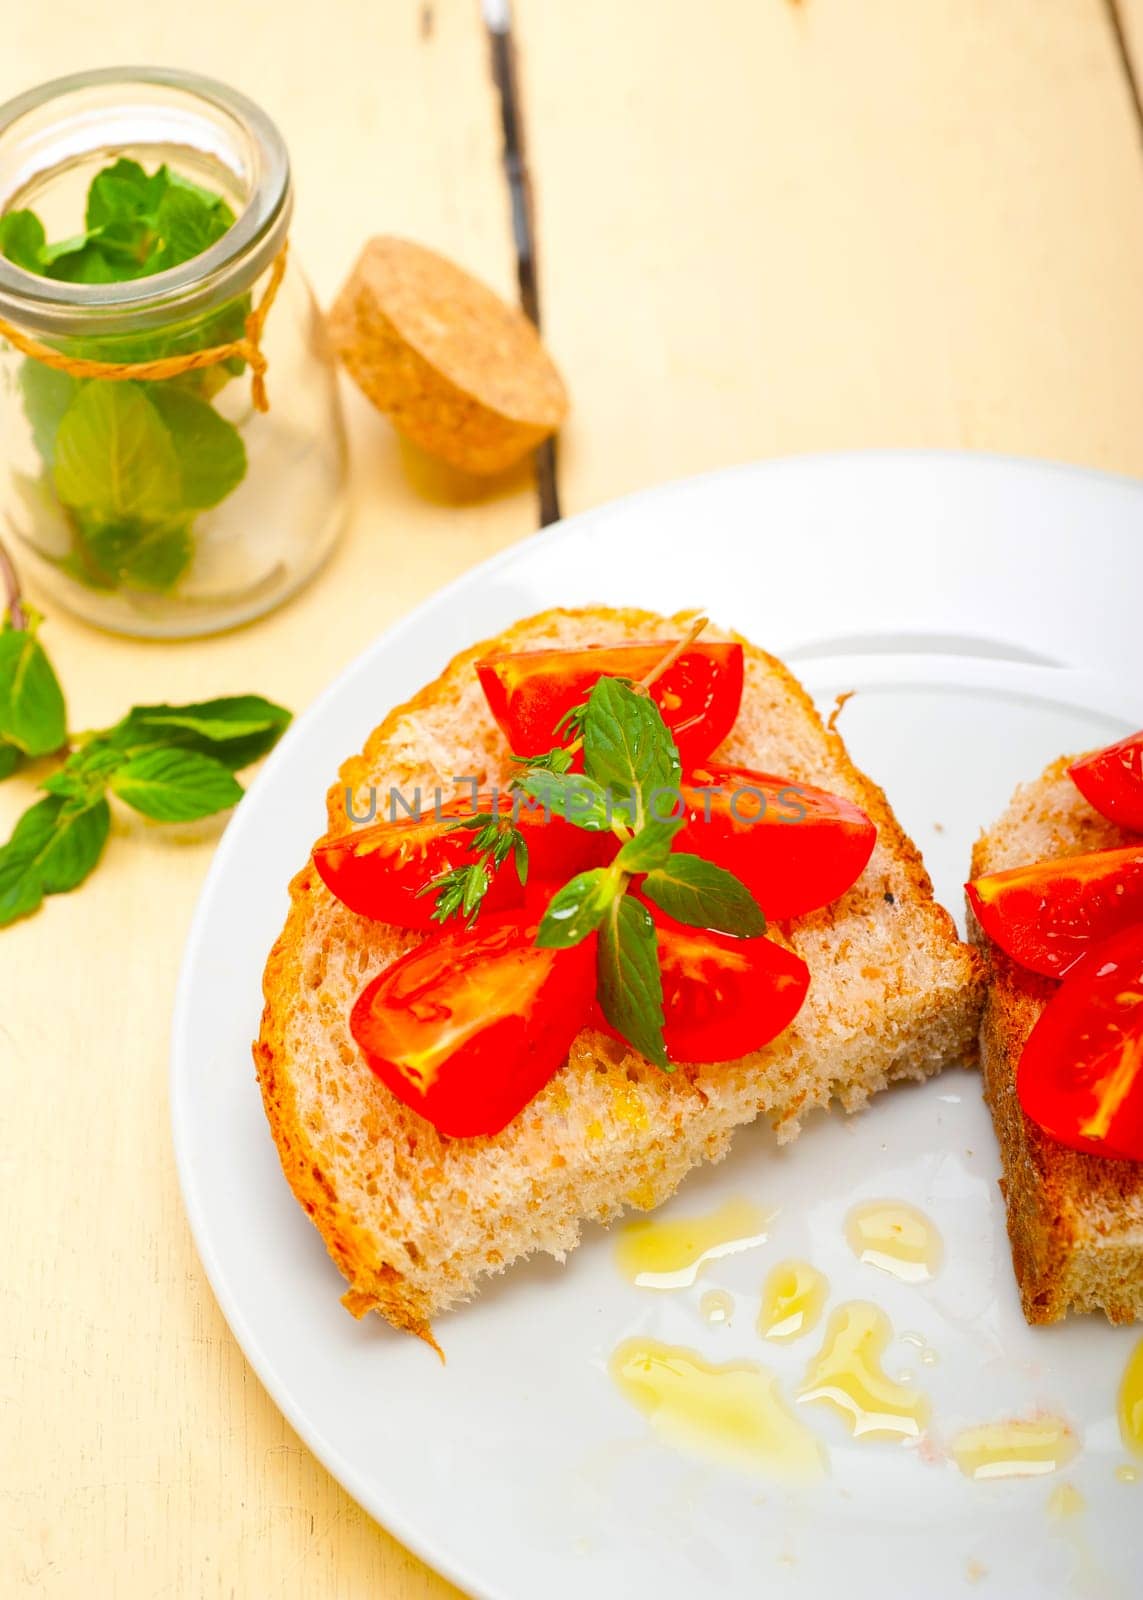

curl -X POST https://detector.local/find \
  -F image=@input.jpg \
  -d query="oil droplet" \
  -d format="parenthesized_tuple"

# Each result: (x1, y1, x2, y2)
(1118, 1336, 1143, 1457)
(901, 1330, 941, 1366)
(1116, 1464, 1139, 1483)
(609, 1338, 826, 1483)
(1048, 1482, 1085, 1519)
(951, 1417, 1079, 1480)
(616, 1198, 773, 1289)
(845, 1201, 942, 1283)
(759, 1260, 828, 1343)
(701, 1289, 735, 1326)
(797, 1302, 930, 1441)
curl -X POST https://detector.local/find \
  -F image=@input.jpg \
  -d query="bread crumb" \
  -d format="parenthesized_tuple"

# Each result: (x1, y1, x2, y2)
(827, 690, 856, 732)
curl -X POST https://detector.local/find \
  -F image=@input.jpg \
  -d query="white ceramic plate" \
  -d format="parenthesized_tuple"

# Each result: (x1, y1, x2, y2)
(172, 453, 1142, 1599)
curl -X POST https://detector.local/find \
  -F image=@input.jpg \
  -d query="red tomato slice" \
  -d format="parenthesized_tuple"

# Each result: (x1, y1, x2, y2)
(655, 910, 810, 1062)
(350, 915, 597, 1137)
(313, 792, 610, 929)
(475, 641, 744, 766)
(672, 764, 877, 919)
(1070, 731, 1143, 833)
(591, 905, 810, 1064)
(967, 845, 1143, 979)
(1018, 922, 1143, 1161)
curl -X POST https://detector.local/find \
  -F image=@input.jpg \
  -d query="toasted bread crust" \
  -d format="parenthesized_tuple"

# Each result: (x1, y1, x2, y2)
(256, 606, 984, 1340)
(970, 756, 1143, 1325)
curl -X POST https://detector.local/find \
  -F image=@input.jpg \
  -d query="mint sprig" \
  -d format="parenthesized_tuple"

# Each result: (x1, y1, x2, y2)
(1, 159, 235, 287)
(531, 670, 764, 1070)
(0, 576, 291, 928)
(1, 158, 250, 596)
(423, 626, 768, 1070)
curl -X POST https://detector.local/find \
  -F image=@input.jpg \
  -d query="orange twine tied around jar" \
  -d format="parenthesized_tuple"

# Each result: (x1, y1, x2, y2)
(0, 242, 289, 413)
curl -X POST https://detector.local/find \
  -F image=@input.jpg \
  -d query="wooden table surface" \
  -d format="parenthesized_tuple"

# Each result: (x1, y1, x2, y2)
(4, 3, 1143, 1595)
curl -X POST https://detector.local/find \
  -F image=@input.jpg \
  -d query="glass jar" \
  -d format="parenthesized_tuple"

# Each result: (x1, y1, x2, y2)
(0, 68, 348, 637)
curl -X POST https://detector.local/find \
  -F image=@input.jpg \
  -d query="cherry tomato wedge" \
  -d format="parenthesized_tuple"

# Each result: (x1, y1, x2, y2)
(591, 905, 810, 1064)
(313, 792, 611, 930)
(1070, 730, 1143, 833)
(1018, 922, 1143, 1161)
(967, 844, 1143, 980)
(475, 641, 744, 766)
(672, 764, 877, 919)
(350, 915, 596, 1137)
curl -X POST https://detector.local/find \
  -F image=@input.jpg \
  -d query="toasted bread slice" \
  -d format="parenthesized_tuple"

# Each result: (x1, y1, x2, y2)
(255, 607, 984, 1344)
(970, 757, 1143, 1324)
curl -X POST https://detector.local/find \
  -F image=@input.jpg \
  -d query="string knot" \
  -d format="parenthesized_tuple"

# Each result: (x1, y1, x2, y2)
(0, 240, 289, 414)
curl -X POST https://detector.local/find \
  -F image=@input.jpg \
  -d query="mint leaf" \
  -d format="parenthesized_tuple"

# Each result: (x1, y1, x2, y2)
(110, 695, 291, 769)
(597, 893, 669, 1069)
(536, 867, 617, 948)
(20, 362, 79, 466)
(0, 799, 56, 923)
(167, 170, 237, 212)
(147, 386, 247, 509)
(642, 853, 766, 937)
(582, 677, 681, 826)
(54, 383, 182, 522)
(37, 798, 110, 892)
(0, 624, 67, 756)
(0, 741, 20, 780)
(152, 184, 233, 271)
(110, 747, 243, 821)
(51, 380, 193, 592)
(514, 768, 613, 831)
(85, 158, 166, 231)
(0, 209, 46, 272)
(44, 242, 120, 284)
(615, 814, 684, 873)
(0, 795, 110, 926)
(73, 515, 193, 593)
(74, 162, 234, 282)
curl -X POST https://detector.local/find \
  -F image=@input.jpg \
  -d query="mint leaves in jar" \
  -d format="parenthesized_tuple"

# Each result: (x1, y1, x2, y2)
(0, 159, 249, 594)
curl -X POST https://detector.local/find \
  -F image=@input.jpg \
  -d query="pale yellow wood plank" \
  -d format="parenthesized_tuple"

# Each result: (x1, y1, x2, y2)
(1, 5, 518, 1597)
(1110, 0, 1143, 96)
(516, 0, 1143, 513)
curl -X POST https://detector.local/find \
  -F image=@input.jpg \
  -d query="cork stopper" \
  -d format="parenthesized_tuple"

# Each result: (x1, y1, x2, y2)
(327, 237, 568, 476)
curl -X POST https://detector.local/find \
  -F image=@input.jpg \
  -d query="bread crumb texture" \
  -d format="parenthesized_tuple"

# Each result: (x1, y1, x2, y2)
(256, 606, 984, 1342)
(971, 756, 1143, 1325)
